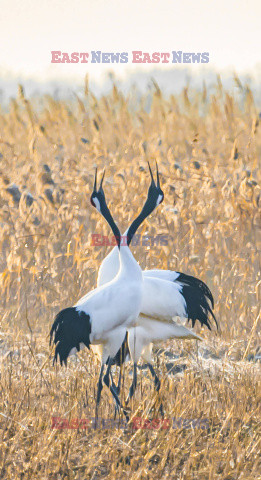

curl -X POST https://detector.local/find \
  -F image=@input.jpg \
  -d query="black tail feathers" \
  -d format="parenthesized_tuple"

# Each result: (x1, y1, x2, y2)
(176, 272, 215, 309)
(181, 284, 218, 331)
(50, 307, 91, 366)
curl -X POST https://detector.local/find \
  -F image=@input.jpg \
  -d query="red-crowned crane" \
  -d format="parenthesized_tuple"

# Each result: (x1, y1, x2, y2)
(94, 163, 218, 407)
(50, 167, 164, 419)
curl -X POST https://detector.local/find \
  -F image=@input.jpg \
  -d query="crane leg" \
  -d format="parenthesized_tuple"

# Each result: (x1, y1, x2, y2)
(95, 363, 105, 424)
(125, 362, 137, 405)
(109, 371, 119, 394)
(147, 363, 164, 417)
(109, 364, 122, 395)
(110, 365, 123, 418)
(104, 358, 129, 421)
(116, 366, 122, 395)
(147, 363, 161, 391)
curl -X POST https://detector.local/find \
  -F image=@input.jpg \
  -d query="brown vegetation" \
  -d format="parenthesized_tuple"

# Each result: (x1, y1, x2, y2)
(0, 76, 260, 479)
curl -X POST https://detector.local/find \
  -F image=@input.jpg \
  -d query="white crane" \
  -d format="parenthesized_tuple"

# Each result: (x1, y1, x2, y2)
(50, 167, 164, 419)
(94, 163, 218, 406)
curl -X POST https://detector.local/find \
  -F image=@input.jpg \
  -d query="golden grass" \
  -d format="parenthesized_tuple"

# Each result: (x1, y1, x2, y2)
(0, 76, 260, 479)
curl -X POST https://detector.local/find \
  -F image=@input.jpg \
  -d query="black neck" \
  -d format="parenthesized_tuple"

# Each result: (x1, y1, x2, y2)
(126, 196, 156, 246)
(100, 202, 121, 249)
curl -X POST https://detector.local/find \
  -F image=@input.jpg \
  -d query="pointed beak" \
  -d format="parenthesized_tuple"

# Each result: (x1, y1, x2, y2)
(93, 168, 97, 192)
(147, 161, 156, 186)
(99, 169, 105, 191)
(155, 160, 160, 188)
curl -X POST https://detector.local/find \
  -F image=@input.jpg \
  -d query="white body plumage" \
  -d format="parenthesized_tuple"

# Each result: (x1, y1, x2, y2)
(95, 243, 202, 364)
(74, 246, 142, 362)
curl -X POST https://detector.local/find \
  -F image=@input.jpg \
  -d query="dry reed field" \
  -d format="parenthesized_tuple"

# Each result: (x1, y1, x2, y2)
(0, 76, 260, 479)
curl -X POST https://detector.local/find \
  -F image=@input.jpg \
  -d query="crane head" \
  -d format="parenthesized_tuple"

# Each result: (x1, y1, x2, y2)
(90, 168, 106, 212)
(147, 160, 164, 207)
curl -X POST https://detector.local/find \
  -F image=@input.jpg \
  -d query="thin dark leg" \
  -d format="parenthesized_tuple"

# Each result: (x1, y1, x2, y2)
(109, 370, 121, 418)
(147, 362, 164, 417)
(110, 371, 119, 394)
(104, 358, 129, 421)
(103, 357, 114, 388)
(110, 364, 122, 395)
(116, 366, 122, 395)
(95, 363, 105, 425)
(112, 365, 122, 419)
(126, 362, 137, 405)
(147, 363, 161, 391)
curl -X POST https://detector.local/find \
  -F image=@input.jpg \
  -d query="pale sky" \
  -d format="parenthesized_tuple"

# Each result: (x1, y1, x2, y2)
(0, 0, 260, 81)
